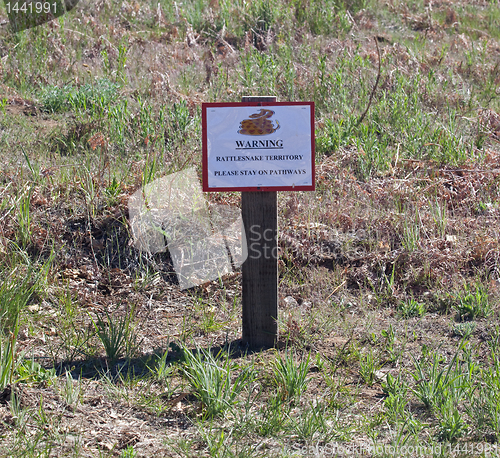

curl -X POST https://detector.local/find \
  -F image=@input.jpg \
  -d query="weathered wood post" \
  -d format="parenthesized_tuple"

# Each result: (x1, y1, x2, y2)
(241, 96, 278, 349)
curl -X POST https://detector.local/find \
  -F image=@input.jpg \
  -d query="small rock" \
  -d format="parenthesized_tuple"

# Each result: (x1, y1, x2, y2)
(64, 435, 78, 446)
(374, 370, 389, 382)
(283, 296, 299, 307)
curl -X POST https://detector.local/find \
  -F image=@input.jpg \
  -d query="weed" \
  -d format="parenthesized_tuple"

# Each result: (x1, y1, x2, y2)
(92, 307, 142, 362)
(15, 191, 32, 250)
(17, 357, 56, 386)
(58, 370, 82, 409)
(116, 43, 129, 85)
(410, 342, 466, 410)
(0, 258, 52, 337)
(430, 198, 447, 237)
(55, 289, 95, 362)
(472, 355, 500, 437)
(452, 283, 491, 321)
(289, 400, 347, 443)
(452, 322, 476, 339)
(401, 213, 421, 252)
(382, 372, 409, 422)
(147, 346, 174, 384)
(120, 445, 137, 458)
(255, 394, 290, 437)
(381, 324, 398, 362)
(0, 334, 19, 390)
(358, 349, 382, 386)
(98, 369, 133, 405)
(167, 100, 193, 144)
(271, 350, 310, 403)
(180, 345, 255, 418)
(104, 176, 122, 206)
(35, 394, 50, 428)
(40, 79, 121, 114)
(437, 399, 469, 442)
(316, 117, 354, 156)
(397, 298, 426, 319)
(79, 166, 100, 218)
(191, 297, 230, 335)
(196, 420, 228, 457)
(8, 388, 29, 431)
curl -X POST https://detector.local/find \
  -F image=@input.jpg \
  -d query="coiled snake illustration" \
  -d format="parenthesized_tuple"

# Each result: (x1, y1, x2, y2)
(238, 109, 280, 136)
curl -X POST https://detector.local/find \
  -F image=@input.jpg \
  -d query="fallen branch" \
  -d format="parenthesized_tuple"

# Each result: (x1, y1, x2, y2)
(355, 37, 381, 128)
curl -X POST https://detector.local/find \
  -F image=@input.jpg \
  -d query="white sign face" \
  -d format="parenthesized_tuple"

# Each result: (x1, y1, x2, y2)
(202, 103, 315, 191)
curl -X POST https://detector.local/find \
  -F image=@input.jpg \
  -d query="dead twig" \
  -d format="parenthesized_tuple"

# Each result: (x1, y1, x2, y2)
(326, 280, 347, 300)
(355, 37, 381, 128)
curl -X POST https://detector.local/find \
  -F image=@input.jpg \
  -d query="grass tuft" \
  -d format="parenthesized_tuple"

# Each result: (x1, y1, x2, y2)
(180, 344, 255, 418)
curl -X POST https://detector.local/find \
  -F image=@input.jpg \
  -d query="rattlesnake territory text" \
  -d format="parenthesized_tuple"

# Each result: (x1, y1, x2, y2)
(216, 155, 304, 162)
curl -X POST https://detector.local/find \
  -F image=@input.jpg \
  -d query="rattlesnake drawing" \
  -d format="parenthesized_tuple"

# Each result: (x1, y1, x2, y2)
(238, 109, 280, 136)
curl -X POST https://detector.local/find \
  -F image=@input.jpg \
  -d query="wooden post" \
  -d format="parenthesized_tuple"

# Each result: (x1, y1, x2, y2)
(241, 95, 278, 349)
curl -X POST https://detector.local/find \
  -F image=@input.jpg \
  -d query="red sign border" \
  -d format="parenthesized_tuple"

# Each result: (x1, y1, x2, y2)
(202, 101, 315, 192)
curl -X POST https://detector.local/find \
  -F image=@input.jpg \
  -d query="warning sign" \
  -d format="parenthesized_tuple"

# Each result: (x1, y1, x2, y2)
(202, 102, 315, 192)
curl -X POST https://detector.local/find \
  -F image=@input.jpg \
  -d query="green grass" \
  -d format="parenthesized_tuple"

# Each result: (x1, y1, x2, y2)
(271, 349, 311, 403)
(410, 341, 470, 411)
(0, 334, 19, 390)
(452, 283, 492, 321)
(358, 348, 382, 386)
(180, 344, 255, 419)
(92, 307, 142, 362)
(398, 298, 426, 318)
(40, 79, 121, 114)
